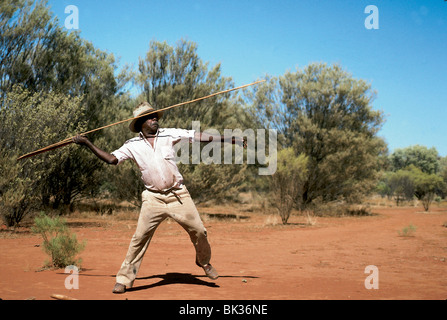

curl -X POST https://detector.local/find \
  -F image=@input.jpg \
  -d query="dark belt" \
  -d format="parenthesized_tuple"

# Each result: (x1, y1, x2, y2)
(148, 186, 183, 204)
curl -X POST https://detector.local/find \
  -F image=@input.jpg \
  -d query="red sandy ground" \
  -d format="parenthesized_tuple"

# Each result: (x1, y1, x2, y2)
(0, 205, 446, 300)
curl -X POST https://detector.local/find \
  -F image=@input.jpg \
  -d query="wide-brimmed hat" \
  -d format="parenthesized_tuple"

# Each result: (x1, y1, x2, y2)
(129, 102, 164, 133)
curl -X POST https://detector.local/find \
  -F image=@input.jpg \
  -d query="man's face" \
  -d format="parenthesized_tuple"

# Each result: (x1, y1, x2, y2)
(140, 113, 159, 133)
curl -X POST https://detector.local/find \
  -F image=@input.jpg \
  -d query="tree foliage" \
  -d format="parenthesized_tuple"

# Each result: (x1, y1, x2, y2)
(0, 86, 86, 225)
(386, 169, 416, 205)
(439, 156, 447, 197)
(411, 166, 444, 211)
(390, 145, 440, 174)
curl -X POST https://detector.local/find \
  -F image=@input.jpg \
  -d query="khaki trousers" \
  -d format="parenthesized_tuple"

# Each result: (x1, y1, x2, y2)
(116, 185, 211, 288)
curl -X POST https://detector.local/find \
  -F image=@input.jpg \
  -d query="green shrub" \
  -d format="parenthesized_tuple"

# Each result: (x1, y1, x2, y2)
(398, 224, 417, 237)
(32, 213, 86, 269)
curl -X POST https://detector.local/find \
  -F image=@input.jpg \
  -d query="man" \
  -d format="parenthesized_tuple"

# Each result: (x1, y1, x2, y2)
(73, 102, 244, 294)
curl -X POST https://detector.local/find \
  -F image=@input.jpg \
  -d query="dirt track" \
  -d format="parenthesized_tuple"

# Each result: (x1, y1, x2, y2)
(0, 205, 446, 300)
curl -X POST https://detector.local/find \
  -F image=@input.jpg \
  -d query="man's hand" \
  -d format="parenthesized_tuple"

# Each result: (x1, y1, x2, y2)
(72, 134, 89, 145)
(234, 137, 247, 149)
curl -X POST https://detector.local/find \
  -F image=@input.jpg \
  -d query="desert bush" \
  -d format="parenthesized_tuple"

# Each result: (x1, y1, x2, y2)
(0, 151, 36, 227)
(411, 167, 444, 211)
(32, 213, 86, 269)
(398, 224, 417, 237)
(381, 165, 445, 210)
(312, 200, 372, 217)
(269, 148, 308, 224)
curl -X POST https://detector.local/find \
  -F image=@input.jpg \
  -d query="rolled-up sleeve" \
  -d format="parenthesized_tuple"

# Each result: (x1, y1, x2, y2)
(111, 144, 133, 165)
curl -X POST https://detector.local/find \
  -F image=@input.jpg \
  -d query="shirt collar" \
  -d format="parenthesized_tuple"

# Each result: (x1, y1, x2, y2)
(139, 130, 160, 149)
(139, 129, 160, 139)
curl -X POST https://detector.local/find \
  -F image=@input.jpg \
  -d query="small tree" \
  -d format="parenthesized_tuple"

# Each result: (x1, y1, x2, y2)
(411, 167, 444, 211)
(387, 169, 415, 206)
(384, 165, 444, 211)
(32, 213, 86, 269)
(439, 156, 447, 198)
(270, 148, 308, 224)
(376, 171, 393, 199)
(0, 151, 35, 227)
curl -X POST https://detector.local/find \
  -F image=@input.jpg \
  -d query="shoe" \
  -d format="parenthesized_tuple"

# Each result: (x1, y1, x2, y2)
(112, 283, 126, 294)
(202, 264, 219, 280)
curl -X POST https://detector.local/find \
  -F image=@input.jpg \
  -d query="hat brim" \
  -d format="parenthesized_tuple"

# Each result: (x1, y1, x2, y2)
(129, 109, 164, 133)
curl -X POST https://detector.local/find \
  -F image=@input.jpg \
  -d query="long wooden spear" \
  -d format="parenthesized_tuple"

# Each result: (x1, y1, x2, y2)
(17, 80, 265, 161)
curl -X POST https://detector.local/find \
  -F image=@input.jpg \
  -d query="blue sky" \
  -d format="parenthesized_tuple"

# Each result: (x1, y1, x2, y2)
(46, 0, 447, 156)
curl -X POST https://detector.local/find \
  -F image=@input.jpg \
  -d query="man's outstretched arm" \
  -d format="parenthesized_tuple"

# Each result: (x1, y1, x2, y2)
(72, 134, 118, 165)
(195, 132, 246, 148)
